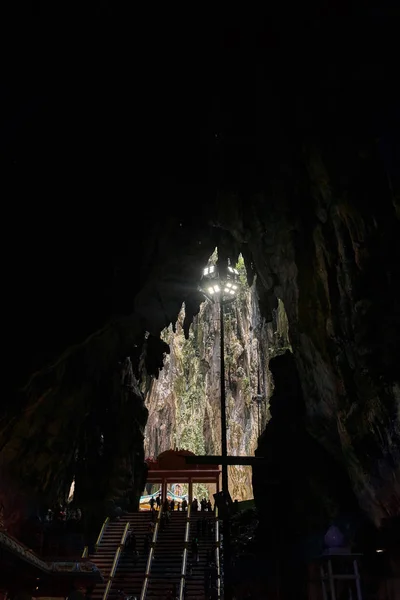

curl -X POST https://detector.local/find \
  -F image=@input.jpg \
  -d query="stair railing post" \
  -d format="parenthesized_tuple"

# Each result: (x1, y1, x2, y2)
(102, 521, 130, 600)
(179, 504, 191, 600)
(95, 517, 110, 553)
(215, 507, 221, 599)
(140, 506, 162, 600)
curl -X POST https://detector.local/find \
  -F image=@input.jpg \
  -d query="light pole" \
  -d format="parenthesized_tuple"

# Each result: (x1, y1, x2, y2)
(252, 365, 265, 438)
(200, 260, 239, 495)
(200, 259, 239, 600)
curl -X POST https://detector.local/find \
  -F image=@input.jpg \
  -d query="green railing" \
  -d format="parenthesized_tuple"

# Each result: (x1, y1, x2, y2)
(140, 508, 162, 600)
(215, 507, 221, 599)
(95, 516, 110, 552)
(102, 521, 130, 600)
(178, 505, 191, 600)
(81, 546, 89, 558)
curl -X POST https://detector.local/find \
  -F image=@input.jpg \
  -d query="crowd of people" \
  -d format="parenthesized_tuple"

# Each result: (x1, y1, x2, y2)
(191, 497, 213, 512)
(120, 495, 217, 599)
(148, 494, 214, 513)
(17, 505, 84, 556)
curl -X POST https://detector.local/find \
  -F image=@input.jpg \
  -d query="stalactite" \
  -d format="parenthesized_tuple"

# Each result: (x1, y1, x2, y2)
(144, 263, 290, 500)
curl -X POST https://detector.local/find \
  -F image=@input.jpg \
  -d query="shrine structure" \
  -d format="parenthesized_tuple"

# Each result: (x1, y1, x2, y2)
(145, 449, 221, 503)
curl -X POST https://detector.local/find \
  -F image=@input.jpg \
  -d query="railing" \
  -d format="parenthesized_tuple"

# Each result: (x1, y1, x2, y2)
(178, 505, 191, 600)
(215, 507, 221, 599)
(95, 516, 110, 551)
(81, 546, 89, 558)
(0, 530, 50, 572)
(140, 508, 162, 600)
(102, 521, 130, 600)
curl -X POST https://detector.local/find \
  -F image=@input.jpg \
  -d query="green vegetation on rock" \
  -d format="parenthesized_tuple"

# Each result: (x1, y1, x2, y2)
(145, 253, 291, 501)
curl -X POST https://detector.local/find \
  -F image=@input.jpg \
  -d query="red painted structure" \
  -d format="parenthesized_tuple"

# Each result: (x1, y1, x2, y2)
(145, 449, 221, 503)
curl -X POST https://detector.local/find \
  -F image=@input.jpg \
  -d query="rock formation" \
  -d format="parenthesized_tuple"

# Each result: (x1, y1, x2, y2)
(144, 258, 290, 500)
(1, 8, 399, 591)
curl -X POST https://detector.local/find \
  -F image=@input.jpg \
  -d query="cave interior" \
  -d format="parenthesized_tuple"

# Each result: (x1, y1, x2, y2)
(1, 6, 400, 599)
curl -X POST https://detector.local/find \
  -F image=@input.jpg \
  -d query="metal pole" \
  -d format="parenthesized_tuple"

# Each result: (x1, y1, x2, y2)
(220, 300, 232, 600)
(220, 300, 228, 494)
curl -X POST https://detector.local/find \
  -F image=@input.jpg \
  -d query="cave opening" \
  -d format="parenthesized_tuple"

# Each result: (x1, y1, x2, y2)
(143, 248, 291, 504)
(1, 9, 399, 599)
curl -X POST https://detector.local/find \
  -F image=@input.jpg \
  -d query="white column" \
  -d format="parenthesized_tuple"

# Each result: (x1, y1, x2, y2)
(188, 479, 193, 505)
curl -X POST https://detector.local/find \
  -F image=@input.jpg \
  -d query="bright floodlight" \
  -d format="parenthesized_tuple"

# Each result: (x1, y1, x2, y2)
(200, 260, 240, 303)
(203, 265, 216, 276)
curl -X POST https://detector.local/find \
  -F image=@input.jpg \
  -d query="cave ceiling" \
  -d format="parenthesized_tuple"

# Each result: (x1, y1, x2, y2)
(1, 7, 400, 523)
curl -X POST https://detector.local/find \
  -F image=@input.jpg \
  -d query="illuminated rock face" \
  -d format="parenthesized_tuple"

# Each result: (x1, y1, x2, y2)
(2, 156, 400, 532)
(239, 176, 400, 526)
(2, 150, 400, 529)
(144, 272, 290, 501)
(1, 11, 399, 555)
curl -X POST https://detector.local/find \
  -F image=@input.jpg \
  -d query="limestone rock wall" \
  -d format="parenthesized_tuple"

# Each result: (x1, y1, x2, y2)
(0, 352, 147, 516)
(215, 141, 400, 525)
(2, 10, 399, 556)
(145, 262, 290, 501)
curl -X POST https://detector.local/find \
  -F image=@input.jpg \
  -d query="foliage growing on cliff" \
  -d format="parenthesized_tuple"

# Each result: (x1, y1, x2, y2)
(145, 253, 292, 501)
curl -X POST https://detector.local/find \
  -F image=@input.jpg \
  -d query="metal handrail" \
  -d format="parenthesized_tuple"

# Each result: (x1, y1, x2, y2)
(95, 516, 110, 551)
(81, 546, 89, 558)
(102, 521, 130, 600)
(140, 508, 162, 600)
(178, 505, 191, 600)
(215, 507, 221, 599)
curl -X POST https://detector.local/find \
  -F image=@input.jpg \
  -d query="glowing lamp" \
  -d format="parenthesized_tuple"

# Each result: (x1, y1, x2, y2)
(200, 260, 239, 304)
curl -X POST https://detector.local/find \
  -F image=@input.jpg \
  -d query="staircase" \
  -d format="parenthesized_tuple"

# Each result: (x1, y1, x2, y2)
(146, 511, 187, 599)
(185, 511, 216, 600)
(111, 512, 154, 599)
(90, 512, 154, 600)
(90, 517, 128, 600)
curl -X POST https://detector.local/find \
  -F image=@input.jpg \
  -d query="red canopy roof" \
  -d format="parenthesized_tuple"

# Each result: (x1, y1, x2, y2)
(145, 449, 220, 473)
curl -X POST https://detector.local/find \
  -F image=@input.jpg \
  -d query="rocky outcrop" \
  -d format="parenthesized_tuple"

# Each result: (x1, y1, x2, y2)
(253, 351, 364, 599)
(0, 349, 148, 518)
(3, 137, 399, 531)
(1, 9, 399, 570)
(230, 146, 400, 526)
(145, 263, 290, 500)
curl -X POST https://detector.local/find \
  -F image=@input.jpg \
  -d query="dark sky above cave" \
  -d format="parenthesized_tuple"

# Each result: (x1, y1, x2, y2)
(1, 5, 398, 396)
